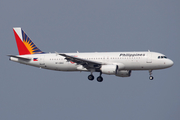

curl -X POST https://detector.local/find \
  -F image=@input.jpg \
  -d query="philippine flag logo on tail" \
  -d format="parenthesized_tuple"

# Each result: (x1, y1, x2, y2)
(13, 27, 43, 55)
(33, 58, 38, 61)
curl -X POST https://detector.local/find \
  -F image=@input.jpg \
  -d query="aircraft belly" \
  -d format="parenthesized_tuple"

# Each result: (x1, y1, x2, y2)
(58, 64, 77, 71)
(124, 63, 141, 70)
(44, 61, 77, 71)
(122, 60, 141, 70)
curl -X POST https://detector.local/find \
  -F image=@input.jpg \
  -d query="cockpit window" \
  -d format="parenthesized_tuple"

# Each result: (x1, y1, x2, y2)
(158, 56, 167, 59)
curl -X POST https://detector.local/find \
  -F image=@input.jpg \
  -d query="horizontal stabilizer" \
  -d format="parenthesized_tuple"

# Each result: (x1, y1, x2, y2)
(8, 55, 31, 61)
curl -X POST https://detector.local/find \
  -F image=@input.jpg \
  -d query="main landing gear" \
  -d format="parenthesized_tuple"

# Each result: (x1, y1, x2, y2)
(97, 72, 103, 82)
(88, 72, 103, 82)
(149, 70, 154, 80)
(88, 74, 94, 81)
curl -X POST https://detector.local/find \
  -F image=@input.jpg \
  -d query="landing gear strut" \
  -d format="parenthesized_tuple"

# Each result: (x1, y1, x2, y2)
(149, 70, 154, 80)
(97, 72, 103, 82)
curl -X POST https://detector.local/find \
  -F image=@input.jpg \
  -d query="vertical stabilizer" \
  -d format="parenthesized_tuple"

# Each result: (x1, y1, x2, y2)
(13, 27, 42, 55)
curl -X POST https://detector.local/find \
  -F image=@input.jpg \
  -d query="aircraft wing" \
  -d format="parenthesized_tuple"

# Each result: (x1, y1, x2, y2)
(59, 53, 104, 69)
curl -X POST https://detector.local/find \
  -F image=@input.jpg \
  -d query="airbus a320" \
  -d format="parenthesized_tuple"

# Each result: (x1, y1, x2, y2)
(8, 27, 174, 82)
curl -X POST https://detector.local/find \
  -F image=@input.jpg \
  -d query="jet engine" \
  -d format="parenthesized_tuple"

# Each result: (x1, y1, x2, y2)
(116, 70, 131, 77)
(100, 65, 117, 75)
(100, 65, 131, 77)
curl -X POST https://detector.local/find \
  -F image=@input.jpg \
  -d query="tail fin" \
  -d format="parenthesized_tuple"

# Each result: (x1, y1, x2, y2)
(13, 27, 43, 55)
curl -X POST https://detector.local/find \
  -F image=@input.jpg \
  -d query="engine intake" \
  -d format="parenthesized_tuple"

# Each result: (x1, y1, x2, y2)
(100, 65, 117, 75)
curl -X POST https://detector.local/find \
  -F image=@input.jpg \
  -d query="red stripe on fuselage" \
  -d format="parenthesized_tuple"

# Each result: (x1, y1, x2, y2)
(13, 29, 31, 55)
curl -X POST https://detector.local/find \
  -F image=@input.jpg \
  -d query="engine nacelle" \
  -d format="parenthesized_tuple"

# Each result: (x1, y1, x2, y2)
(101, 65, 117, 75)
(100, 65, 131, 77)
(116, 70, 131, 77)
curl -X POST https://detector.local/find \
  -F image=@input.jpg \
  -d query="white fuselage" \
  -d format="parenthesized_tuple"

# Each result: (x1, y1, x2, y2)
(10, 51, 173, 72)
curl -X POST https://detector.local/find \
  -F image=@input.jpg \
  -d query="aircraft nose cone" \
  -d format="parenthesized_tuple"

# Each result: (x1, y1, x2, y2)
(167, 59, 174, 67)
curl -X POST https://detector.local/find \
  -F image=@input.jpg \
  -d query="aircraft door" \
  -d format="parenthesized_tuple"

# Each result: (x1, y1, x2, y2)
(146, 53, 152, 63)
(39, 56, 45, 66)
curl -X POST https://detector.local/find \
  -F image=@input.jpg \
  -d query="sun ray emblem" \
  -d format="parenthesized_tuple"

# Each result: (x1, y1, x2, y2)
(22, 30, 42, 54)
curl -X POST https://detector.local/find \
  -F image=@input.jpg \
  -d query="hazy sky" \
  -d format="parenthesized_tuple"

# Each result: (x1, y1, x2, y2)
(0, 0, 180, 120)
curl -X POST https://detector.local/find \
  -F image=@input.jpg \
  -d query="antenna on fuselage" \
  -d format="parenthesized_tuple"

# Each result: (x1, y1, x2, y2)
(55, 51, 59, 56)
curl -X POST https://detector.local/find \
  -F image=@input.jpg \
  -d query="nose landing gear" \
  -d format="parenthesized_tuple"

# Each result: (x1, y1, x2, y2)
(149, 76, 154, 80)
(149, 70, 154, 80)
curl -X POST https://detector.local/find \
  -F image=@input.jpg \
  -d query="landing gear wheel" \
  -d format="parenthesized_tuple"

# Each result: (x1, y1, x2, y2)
(97, 76, 103, 82)
(88, 75, 94, 81)
(149, 76, 154, 80)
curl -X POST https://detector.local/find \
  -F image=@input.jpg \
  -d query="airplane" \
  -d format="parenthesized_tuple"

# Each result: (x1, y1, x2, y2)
(8, 27, 174, 82)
